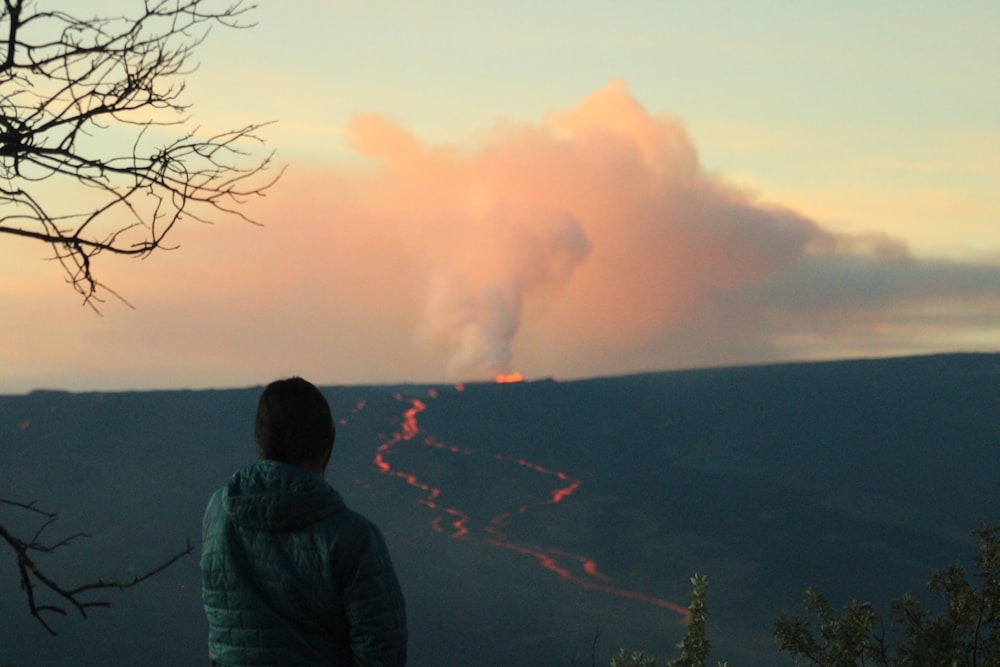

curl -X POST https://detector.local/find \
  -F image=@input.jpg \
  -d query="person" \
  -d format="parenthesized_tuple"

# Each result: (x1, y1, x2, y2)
(201, 377, 407, 666)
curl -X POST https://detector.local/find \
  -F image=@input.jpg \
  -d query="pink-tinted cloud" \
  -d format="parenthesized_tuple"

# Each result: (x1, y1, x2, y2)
(3, 80, 999, 391)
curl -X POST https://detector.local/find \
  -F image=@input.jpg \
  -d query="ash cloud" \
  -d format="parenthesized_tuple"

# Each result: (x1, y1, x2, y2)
(4, 80, 1000, 391)
(295, 79, 839, 379)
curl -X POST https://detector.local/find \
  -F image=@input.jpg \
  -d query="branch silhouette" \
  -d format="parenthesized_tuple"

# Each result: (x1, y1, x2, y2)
(1, 0, 280, 307)
(0, 499, 192, 636)
(2, 0, 269, 636)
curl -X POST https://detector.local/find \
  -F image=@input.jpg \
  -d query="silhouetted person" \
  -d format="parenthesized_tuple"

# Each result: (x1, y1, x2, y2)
(201, 377, 407, 666)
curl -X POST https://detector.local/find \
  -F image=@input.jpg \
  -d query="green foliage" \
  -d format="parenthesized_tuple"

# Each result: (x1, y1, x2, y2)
(611, 648, 658, 667)
(773, 588, 885, 665)
(774, 523, 1000, 667)
(666, 574, 714, 667)
(606, 524, 996, 667)
(611, 573, 728, 667)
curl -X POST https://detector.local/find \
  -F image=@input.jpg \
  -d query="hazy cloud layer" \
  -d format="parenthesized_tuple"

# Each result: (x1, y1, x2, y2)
(3, 81, 999, 391)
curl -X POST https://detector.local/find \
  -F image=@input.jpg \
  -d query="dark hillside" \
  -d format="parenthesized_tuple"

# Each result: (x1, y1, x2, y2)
(1, 353, 997, 665)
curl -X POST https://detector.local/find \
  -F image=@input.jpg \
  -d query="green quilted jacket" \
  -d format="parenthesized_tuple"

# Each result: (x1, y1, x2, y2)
(201, 460, 407, 666)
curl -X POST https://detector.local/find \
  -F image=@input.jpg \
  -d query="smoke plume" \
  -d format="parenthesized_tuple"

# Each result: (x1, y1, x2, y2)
(5, 80, 999, 390)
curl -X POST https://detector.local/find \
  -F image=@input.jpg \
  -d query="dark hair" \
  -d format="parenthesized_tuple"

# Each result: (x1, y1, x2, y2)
(255, 377, 335, 466)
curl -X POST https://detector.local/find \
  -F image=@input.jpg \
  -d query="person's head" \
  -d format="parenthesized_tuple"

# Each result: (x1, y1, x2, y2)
(255, 377, 335, 473)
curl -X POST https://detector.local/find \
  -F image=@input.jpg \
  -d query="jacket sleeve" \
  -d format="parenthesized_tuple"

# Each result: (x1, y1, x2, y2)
(342, 520, 408, 667)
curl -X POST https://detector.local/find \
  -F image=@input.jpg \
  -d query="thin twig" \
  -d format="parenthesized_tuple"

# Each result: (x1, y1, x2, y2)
(1, 499, 193, 636)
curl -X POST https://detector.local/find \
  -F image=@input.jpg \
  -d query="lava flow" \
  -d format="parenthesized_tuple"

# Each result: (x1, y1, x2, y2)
(373, 389, 690, 619)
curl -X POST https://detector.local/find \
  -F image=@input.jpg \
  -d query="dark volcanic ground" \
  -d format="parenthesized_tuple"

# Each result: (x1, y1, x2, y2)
(1, 353, 998, 666)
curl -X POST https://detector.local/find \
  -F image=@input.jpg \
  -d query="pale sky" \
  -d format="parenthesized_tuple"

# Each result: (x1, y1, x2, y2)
(2, 1, 998, 393)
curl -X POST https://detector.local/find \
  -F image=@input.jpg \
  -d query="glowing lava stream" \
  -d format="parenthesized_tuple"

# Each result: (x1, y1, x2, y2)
(373, 391, 690, 619)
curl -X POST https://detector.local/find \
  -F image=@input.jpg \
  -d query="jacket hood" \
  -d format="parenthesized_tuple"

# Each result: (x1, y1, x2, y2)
(223, 460, 345, 532)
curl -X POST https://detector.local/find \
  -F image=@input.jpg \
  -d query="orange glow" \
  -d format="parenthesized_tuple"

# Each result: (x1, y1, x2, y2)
(495, 372, 524, 383)
(339, 401, 367, 426)
(8, 82, 994, 395)
(373, 390, 688, 619)
(487, 539, 690, 619)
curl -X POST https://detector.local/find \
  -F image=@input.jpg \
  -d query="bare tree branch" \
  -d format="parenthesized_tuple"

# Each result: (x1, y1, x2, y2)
(0, 499, 193, 636)
(1, 0, 279, 308)
(1, 0, 265, 636)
